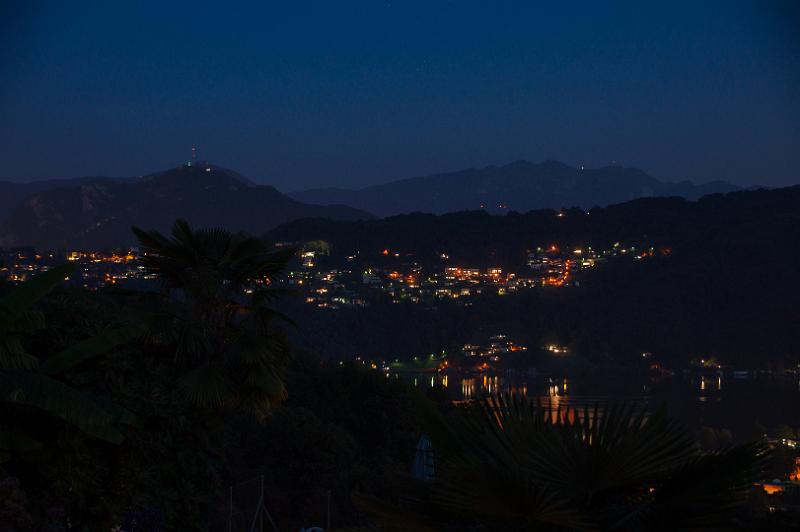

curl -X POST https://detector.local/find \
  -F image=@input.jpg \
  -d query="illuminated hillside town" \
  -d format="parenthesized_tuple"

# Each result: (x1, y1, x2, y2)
(4, 243, 796, 389)
(3, 244, 798, 372)
(0, 240, 657, 297)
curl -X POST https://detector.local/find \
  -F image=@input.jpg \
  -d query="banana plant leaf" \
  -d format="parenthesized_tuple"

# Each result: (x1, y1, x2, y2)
(39, 322, 147, 376)
(0, 370, 137, 444)
(0, 263, 74, 336)
(0, 429, 43, 452)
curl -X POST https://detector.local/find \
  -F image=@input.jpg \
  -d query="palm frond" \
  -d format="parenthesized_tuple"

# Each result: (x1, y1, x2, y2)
(10, 310, 46, 334)
(171, 218, 203, 252)
(419, 395, 763, 531)
(129, 219, 294, 418)
(633, 440, 771, 530)
(178, 363, 232, 408)
(0, 336, 39, 370)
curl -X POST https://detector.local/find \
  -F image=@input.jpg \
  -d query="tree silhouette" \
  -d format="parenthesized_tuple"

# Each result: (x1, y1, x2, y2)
(355, 395, 769, 531)
(132, 219, 295, 418)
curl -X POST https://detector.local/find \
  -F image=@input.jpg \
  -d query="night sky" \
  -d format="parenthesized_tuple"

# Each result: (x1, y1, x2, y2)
(1, 1, 798, 191)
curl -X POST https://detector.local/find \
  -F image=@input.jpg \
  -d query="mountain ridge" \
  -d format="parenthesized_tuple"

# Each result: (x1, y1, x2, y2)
(0, 165, 371, 249)
(290, 160, 741, 216)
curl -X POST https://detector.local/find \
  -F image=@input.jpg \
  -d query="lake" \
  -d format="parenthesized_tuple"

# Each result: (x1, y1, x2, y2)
(398, 369, 800, 441)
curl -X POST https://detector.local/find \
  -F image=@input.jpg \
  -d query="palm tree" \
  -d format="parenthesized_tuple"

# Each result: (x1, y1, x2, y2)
(132, 219, 296, 419)
(0, 263, 140, 470)
(355, 394, 769, 531)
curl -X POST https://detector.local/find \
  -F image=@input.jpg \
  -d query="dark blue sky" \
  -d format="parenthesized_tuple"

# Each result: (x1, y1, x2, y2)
(1, 1, 798, 191)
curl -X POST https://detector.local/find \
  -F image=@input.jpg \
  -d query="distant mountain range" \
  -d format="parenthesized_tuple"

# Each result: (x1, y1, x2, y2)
(290, 160, 740, 216)
(0, 164, 371, 249)
(0, 159, 745, 249)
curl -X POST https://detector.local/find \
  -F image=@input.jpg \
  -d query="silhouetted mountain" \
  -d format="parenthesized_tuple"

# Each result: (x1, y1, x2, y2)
(0, 165, 371, 249)
(290, 160, 739, 216)
(271, 186, 796, 267)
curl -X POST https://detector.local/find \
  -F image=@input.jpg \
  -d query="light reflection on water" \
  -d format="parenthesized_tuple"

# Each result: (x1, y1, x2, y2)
(405, 371, 653, 407)
(397, 369, 800, 439)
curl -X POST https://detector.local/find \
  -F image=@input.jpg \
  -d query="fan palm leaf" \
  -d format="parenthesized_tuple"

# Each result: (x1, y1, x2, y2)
(178, 362, 232, 408)
(409, 395, 770, 531)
